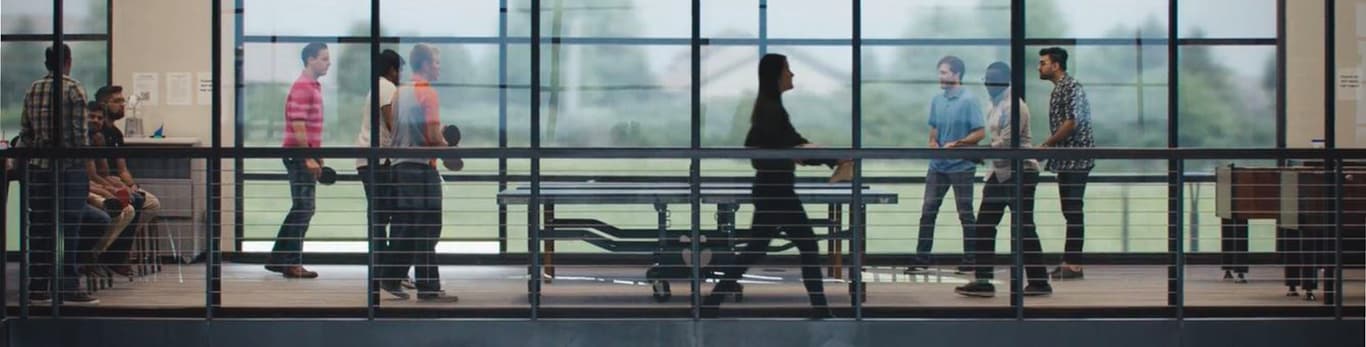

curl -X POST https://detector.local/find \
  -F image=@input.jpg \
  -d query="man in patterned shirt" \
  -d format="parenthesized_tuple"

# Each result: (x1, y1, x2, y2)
(1038, 47, 1094, 280)
(267, 42, 330, 279)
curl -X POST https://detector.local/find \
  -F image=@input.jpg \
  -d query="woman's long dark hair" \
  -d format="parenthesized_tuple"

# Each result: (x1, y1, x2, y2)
(751, 53, 788, 125)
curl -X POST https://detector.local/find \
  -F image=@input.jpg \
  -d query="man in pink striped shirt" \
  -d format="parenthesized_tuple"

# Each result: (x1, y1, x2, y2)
(267, 42, 330, 279)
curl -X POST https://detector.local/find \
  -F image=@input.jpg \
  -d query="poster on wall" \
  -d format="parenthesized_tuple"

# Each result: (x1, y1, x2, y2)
(132, 73, 158, 105)
(166, 72, 192, 106)
(197, 72, 213, 106)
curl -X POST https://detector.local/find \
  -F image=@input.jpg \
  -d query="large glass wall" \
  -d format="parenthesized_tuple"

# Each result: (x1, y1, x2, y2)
(4, 0, 1360, 321)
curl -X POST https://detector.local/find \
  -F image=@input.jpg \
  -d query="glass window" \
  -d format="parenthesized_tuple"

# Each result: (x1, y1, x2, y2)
(1179, 0, 1277, 38)
(0, 0, 108, 35)
(540, 44, 690, 147)
(767, 0, 852, 39)
(243, 0, 370, 37)
(1178, 46, 1277, 148)
(1026, 0, 1167, 39)
(862, 0, 1011, 39)
(1024, 44, 1169, 149)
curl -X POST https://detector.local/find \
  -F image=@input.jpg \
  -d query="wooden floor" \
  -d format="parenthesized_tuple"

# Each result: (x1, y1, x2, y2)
(5, 263, 1363, 312)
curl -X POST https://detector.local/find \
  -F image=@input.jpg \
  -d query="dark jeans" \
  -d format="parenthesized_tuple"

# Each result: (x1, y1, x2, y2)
(966, 172, 1047, 286)
(379, 163, 443, 293)
(269, 158, 316, 266)
(916, 170, 976, 264)
(28, 165, 110, 295)
(1057, 171, 1090, 264)
(706, 184, 828, 309)
(359, 164, 394, 253)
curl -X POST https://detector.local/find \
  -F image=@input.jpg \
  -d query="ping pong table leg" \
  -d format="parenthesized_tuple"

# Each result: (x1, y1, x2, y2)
(543, 204, 555, 282)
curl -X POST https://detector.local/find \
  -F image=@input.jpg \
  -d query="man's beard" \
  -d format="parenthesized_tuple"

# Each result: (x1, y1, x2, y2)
(107, 109, 126, 121)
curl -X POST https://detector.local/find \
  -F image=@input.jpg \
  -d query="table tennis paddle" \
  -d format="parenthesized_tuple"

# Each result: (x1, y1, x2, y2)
(442, 124, 464, 171)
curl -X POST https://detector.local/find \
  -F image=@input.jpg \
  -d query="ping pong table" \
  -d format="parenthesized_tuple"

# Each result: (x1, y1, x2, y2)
(497, 182, 898, 301)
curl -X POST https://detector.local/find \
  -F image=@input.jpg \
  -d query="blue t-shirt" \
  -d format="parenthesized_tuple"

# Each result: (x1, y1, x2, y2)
(928, 87, 985, 173)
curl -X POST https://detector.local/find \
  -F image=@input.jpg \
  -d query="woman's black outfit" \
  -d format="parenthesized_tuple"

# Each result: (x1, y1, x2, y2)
(702, 102, 837, 317)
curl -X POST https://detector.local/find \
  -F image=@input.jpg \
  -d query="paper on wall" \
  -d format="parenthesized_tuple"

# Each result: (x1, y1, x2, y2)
(132, 73, 158, 105)
(197, 72, 213, 106)
(1338, 67, 1359, 101)
(166, 72, 192, 106)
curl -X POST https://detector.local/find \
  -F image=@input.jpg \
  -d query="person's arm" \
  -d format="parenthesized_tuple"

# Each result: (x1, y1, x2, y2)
(1042, 86, 1083, 148)
(381, 104, 395, 133)
(928, 127, 940, 148)
(948, 128, 985, 148)
(420, 89, 447, 147)
(86, 160, 112, 187)
(115, 158, 136, 187)
(1041, 119, 1075, 148)
(1018, 100, 1034, 146)
(88, 183, 114, 199)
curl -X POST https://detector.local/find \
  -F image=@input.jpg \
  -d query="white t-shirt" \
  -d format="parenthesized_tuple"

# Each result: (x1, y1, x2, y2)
(355, 77, 398, 168)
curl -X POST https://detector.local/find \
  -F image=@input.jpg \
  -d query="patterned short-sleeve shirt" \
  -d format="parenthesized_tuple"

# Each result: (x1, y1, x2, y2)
(1045, 74, 1095, 172)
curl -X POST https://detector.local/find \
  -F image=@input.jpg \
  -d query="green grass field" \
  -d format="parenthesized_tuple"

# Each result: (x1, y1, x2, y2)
(7, 159, 1277, 254)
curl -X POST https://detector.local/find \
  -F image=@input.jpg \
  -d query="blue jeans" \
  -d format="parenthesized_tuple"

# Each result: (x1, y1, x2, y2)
(379, 163, 443, 293)
(916, 170, 976, 264)
(27, 164, 110, 295)
(270, 158, 316, 266)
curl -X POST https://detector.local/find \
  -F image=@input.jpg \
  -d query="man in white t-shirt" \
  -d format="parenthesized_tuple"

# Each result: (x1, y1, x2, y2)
(357, 49, 403, 288)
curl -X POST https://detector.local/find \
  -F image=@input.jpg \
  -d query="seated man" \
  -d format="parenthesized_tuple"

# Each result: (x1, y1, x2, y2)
(83, 99, 151, 277)
(93, 86, 161, 274)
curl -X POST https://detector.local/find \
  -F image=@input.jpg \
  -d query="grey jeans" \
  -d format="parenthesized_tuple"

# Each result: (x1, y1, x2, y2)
(915, 170, 976, 264)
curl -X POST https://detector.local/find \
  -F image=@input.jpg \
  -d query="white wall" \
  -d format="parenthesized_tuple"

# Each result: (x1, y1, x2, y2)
(1287, 0, 1365, 149)
(112, 0, 238, 250)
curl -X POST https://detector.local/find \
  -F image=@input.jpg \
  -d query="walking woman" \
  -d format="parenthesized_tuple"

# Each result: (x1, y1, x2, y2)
(702, 53, 842, 319)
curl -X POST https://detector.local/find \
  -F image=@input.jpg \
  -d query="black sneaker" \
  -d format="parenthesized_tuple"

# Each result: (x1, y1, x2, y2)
(1024, 283, 1053, 297)
(417, 291, 459, 303)
(29, 292, 52, 303)
(62, 292, 100, 305)
(380, 281, 410, 300)
(1050, 266, 1084, 280)
(954, 281, 996, 298)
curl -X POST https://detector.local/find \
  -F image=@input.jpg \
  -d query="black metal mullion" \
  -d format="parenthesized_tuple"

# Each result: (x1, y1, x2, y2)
(528, 0, 543, 320)
(1010, 0, 1026, 319)
(1167, 0, 1185, 321)
(498, 0, 510, 256)
(1324, 0, 1342, 320)
(851, 0, 864, 320)
(50, 0, 65, 316)
(208, 0, 224, 319)
(688, 0, 702, 321)
(1276, 0, 1287, 153)
(232, 0, 246, 262)
(365, 0, 381, 319)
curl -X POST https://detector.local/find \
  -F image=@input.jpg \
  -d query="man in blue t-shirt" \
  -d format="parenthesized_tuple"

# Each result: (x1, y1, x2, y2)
(911, 56, 985, 272)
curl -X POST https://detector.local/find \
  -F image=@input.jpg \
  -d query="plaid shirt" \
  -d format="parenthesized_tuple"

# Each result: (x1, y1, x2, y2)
(18, 73, 88, 169)
(1045, 74, 1095, 173)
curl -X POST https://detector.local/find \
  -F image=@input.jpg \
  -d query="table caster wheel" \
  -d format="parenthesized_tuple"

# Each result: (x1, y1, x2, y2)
(652, 280, 672, 302)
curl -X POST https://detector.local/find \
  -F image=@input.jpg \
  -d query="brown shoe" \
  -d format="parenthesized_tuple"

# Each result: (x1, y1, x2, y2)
(281, 266, 319, 279)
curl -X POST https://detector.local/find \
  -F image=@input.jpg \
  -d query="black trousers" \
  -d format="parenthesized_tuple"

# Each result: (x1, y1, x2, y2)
(965, 172, 1047, 285)
(378, 163, 443, 293)
(1057, 171, 1090, 264)
(359, 164, 394, 258)
(705, 185, 828, 308)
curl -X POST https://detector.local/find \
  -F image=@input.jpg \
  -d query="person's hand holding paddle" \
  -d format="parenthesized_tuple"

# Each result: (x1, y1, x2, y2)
(442, 124, 464, 172)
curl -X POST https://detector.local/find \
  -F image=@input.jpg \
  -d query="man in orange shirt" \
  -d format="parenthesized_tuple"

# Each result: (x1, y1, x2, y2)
(377, 44, 457, 302)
